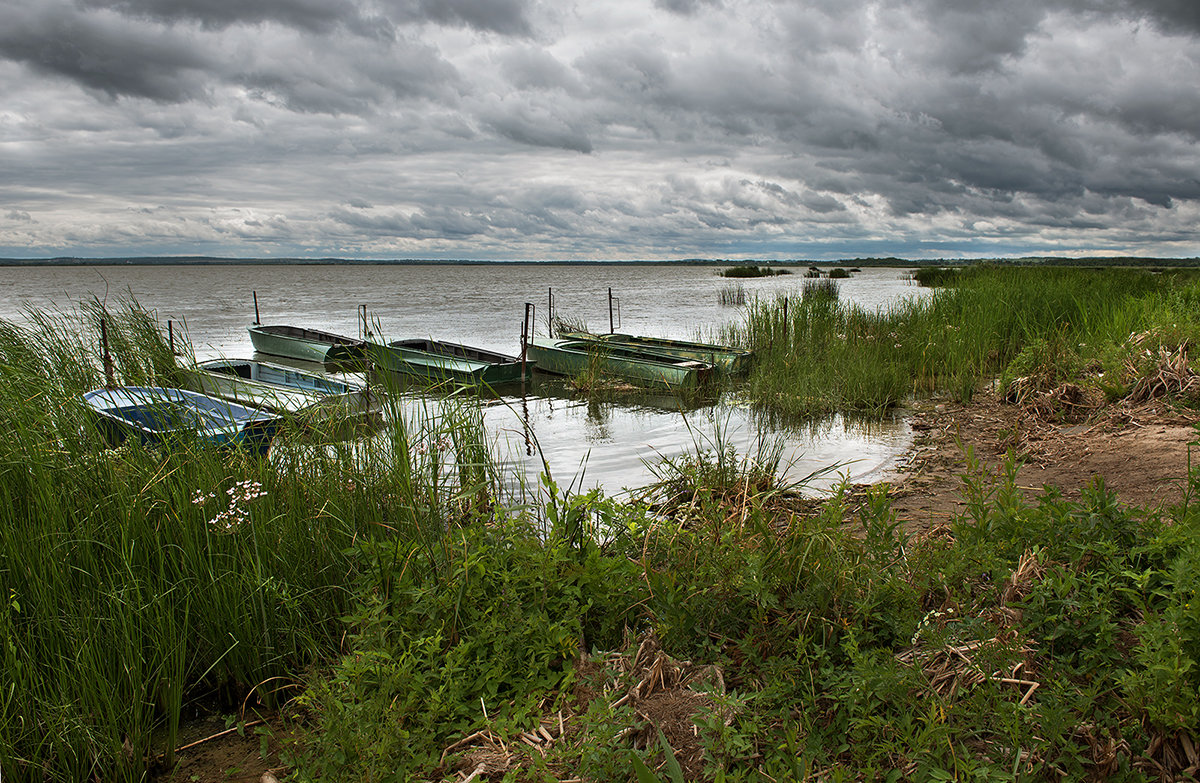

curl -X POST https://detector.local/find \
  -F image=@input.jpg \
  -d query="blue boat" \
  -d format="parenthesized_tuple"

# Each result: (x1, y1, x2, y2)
(82, 386, 281, 455)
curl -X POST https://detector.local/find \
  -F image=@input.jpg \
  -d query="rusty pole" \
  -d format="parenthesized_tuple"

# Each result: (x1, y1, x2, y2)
(253, 291, 260, 325)
(608, 288, 614, 334)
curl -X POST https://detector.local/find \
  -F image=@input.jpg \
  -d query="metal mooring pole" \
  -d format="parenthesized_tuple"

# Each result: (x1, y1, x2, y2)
(100, 317, 114, 389)
(608, 288, 614, 334)
(521, 303, 534, 394)
(253, 291, 261, 325)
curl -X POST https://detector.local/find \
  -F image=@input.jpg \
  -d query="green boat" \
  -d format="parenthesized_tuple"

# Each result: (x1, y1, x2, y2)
(181, 358, 379, 421)
(248, 324, 368, 367)
(558, 331, 753, 374)
(366, 339, 531, 386)
(526, 337, 716, 390)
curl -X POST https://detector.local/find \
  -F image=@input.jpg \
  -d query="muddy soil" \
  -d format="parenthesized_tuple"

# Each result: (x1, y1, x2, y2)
(886, 392, 1199, 532)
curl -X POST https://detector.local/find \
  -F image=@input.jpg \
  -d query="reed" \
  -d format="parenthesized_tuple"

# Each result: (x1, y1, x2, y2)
(0, 302, 505, 780)
(718, 283, 746, 306)
(719, 265, 790, 278)
(723, 266, 1200, 417)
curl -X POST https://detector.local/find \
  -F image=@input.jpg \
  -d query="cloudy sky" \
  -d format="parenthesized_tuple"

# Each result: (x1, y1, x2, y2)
(1, 0, 1198, 260)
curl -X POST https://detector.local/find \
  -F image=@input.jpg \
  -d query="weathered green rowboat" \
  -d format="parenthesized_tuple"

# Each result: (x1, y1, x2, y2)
(367, 339, 530, 386)
(558, 331, 752, 374)
(248, 324, 368, 367)
(181, 358, 379, 420)
(526, 337, 715, 390)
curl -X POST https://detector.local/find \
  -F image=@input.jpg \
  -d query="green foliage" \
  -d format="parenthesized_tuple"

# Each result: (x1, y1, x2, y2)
(0, 302, 521, 781)
(289, 488, 646, 780)
(720, 266, 791, 278)
(723, 266, 1200, 417)
(6, 280, 1200, 781)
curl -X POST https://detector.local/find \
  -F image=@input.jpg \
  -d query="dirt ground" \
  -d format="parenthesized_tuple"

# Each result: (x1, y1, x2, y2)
(886, 392, 1199, 532)
(155, 711, 289, 783)
(155, 392, 1200, 782)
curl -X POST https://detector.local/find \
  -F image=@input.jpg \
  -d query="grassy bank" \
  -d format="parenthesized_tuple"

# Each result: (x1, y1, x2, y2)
(720, 266, 1200, 417)
(287, 439, 1200, 781)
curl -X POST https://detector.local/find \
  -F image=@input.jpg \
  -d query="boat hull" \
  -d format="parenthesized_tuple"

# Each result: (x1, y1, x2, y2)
(368, 339, 530, 386)
(559, 331, 752, 374)
(248, 325, 367, 368)
(82, 386, 280, 455)
(526, 338, 714, 390)
(182, 359, 378, 421)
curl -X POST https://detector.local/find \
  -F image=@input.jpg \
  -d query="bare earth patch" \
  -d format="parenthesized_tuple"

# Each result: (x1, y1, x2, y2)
(886, 391, 1200, 532)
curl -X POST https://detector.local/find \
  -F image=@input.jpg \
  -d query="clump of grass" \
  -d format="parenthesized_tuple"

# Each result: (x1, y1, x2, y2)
(911, 266, 961, 286)
(719, 283, 746, 306)
(0, 301, 509, 781)
(724, 266, 1200, 418)
(550, 313, 589, 338)
(720, 265, 791, 278)
(801, 278, 839, 303)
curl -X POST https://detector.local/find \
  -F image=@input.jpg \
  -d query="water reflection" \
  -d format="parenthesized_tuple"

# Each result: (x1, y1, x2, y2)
(259, 355, 911, 497)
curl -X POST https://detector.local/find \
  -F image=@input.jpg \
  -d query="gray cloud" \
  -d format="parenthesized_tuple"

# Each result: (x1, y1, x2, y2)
(387, 0, 535, 37)
(82, 0, 384, 35)
(654, 0, 723, 16)
(0, 0, 1197, 260)
(0, 2, 213, 101)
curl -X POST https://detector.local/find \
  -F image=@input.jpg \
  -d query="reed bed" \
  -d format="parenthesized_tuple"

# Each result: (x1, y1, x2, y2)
(6, 272, 1200, 781)
(718, 283, 746, 306)
(0, 301, 505, 781)
(722, 265, 1200, 417)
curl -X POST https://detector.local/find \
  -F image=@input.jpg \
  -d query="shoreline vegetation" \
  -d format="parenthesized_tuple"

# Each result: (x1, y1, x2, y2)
(1, 255, 1200, 267)
(2, 266, 1199, 781)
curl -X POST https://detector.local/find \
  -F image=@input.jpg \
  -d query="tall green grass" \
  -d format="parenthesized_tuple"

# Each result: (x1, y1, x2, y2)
(287, 420, 1200, 781)
(0, 301, 506, 780)
(722, 266, 1200, 417)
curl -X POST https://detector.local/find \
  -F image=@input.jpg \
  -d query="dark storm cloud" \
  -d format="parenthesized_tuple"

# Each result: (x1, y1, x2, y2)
(1110, 0, 1200, 34)
(81, 0, 383, 36)
(0, 2, 213, 101)
(482, 104, 594, 153)
(383, 0, 534, 37)
(654, 0, 723, 16)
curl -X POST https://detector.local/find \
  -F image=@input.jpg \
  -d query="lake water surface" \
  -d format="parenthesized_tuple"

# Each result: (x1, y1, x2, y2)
(0, 263, 927, 495)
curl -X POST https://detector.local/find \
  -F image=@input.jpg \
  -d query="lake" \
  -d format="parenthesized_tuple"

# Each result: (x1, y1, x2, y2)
(0, 263, 927, 495)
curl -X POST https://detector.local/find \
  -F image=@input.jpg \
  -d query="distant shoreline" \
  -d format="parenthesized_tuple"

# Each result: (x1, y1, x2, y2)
(1, 256, 1197, 268)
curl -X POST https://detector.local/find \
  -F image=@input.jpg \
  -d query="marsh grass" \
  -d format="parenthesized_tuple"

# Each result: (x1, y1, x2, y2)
(719, 283, 746, 306)
(801, 278, 839, 303)
(724, 266, 1200, 417)
(720, 266, 790, 278)
(0, 302, 508, 781)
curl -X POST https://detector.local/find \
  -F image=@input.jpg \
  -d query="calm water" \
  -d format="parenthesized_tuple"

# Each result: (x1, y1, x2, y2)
(0, 263, 927, 494)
